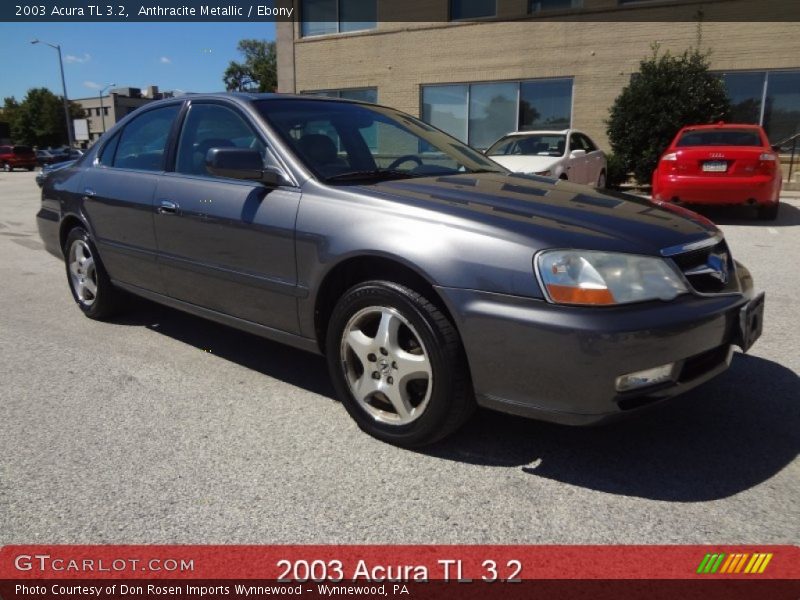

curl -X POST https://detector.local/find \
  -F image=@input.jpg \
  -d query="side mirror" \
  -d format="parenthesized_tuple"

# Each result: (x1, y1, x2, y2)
(570, 149, 587, 158)
(205, 148, 287, 186)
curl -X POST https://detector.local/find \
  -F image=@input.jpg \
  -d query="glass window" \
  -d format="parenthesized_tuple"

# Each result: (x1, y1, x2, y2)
(486, 133, 566, 157)
(301, 0, 376, 37)
(113, 104, 179, 171)
(422, 85, 469, 142)
(676, 128, 763, 147)
(255, 99, 502, 181)
(422, 78, 573, 147)
(339, 0, 377, 33)
(721, 72, 765, 124)
(175, 103, 269, 177)
(450, 0, 496, 20)
(530, 0, 583, 12)
(519, 79, 573, 131)
(468, 82, 518, 150)
(99, 131, 122, 167)
(763, 71, 800, 143)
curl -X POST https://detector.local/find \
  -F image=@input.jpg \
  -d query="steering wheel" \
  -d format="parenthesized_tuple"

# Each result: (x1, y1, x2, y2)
(387, 155, 423, 170)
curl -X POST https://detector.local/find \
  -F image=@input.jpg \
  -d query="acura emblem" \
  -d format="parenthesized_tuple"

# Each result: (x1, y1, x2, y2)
(707, 252, 729, 284)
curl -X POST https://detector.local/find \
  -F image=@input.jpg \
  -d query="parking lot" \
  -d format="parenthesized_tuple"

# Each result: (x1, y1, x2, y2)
(1, 169, 797, 545)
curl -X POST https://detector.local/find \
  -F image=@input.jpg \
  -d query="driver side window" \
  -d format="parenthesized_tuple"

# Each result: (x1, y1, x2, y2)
(175, 103, 273, 177)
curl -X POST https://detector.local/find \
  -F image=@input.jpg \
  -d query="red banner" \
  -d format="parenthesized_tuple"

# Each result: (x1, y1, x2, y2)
(1, 545, 797, 599)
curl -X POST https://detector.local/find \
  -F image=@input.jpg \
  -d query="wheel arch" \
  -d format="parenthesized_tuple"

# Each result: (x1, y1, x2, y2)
(59, 214, 88, 252)
(312, 253, 458, 354)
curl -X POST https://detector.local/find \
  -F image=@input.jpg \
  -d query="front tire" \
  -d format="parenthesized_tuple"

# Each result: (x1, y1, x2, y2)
(326, 281, 474, 447)
(64, 227, 124, 320)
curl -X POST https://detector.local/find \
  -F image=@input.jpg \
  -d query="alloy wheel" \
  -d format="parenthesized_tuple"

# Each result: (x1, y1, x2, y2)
(340, 306, 433, 425)
(68, 239, 98, 307)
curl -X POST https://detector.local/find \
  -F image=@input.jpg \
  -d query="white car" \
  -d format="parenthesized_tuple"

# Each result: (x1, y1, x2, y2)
(485, 129, 607, 188)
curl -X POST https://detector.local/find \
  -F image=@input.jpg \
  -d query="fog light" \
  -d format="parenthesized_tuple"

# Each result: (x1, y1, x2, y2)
(615, 363, 676, 392)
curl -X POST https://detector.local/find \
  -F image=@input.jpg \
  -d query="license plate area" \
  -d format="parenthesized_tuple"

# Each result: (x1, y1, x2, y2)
(702, 160, 728, 173)
(736, 292, 765, 352)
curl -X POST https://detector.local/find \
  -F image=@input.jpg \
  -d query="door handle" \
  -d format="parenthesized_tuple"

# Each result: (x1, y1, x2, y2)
(157, 200, 179, 215)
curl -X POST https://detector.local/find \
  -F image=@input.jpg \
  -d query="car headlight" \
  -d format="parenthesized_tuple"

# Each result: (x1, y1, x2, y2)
(536, 250, 688, 306)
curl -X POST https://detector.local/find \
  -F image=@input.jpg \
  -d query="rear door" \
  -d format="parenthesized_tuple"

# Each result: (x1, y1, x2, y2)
(80, 102, 182, 293)
(153, 100, 301, 333)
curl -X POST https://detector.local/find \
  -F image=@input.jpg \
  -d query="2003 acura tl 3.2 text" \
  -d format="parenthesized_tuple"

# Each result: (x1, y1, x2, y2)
(37, 94, 765, 447)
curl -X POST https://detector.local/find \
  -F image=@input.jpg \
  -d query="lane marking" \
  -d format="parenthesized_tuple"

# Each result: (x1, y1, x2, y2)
(767, 228, 778, 235)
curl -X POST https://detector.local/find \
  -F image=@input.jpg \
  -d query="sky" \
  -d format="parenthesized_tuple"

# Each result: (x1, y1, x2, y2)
(0, 22, 276, 101)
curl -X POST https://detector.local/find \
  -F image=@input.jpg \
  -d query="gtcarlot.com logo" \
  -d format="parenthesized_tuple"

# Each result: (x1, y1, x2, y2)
(696, 552, 773, 575)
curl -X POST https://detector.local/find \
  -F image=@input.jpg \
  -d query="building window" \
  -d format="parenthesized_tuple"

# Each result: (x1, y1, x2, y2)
(301, 0, 376, 37)
(720, 69, 800, 143)
(422, 78, 573, 149)
(103, 107, 109, 116)
(530, 0, 583, 12)
(450, 0, 496, 20)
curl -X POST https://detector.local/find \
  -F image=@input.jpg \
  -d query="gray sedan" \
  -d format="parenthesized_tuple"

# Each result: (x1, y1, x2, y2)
(37, 94, 764, 446)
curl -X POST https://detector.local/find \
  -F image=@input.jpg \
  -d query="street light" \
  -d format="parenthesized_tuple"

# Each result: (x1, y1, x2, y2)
(98, 83, 116, 134)
(30, 38, 74, 148)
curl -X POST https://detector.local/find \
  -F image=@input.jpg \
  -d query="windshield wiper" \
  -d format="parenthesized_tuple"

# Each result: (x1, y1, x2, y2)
(324, 169, 416, 183)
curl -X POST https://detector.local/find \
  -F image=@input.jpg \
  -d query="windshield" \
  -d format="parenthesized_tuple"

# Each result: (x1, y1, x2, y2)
(254, 98, 505, 182)
(486, 134, 566, 157)
(676, 129, 763, 147)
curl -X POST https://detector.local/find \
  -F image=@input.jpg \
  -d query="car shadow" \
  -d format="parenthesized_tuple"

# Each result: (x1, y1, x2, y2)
(424, 354, 799, 502)
(690, 201, 800, 227)
(111, 301, 797, 502)
(111, 298, 335, 399)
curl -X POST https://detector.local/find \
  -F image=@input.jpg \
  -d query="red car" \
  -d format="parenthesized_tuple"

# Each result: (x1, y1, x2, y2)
(652, 123, 782, 220)
(0, 145, 37, 172)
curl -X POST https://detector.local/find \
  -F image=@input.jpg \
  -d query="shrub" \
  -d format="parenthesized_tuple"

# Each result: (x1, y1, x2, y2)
(606, 45, 730, 185)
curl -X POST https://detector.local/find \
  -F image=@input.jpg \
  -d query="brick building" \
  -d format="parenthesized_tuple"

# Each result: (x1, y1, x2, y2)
(276, 0, 800, 152)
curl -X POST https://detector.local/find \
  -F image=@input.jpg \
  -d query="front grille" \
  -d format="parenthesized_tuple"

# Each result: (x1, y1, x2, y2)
(669, 239, 739, 295)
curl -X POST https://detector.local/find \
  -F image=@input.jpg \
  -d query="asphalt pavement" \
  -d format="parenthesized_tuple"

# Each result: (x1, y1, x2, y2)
(1, 170, 798, 545)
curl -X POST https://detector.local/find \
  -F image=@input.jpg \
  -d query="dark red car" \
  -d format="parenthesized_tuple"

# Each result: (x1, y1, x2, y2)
(652, 123, 782, 220)
(0, 145, 37, 172)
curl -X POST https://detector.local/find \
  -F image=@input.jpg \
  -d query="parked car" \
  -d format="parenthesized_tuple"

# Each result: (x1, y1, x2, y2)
(36, 149, 69, 167)
(485, 129, 607, 187)
(35, 159, 76, 188)
(652, 123, 782, 220)
(0, 145, 37, 171)
(37, 94, 764, 447)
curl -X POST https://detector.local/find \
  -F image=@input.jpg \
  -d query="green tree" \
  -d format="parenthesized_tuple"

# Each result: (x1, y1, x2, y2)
(223, 39, 277, 93)
(10, 88, 84, 147)
(606, 45, 730, 185)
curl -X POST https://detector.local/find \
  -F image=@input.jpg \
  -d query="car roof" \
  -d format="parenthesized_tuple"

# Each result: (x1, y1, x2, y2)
(144, 91, 377, 108)
(678, 122, 763, 132)
(501, 129, 573, 137)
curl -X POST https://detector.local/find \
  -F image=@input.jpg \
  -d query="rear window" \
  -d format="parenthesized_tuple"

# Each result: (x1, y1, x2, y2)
(13, 146, 33, 155)
(676, 129, 762, 147)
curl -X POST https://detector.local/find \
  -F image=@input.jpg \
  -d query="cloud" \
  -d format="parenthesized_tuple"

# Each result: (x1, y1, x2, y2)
(83, 81, 102, 90)
(64, 53, 91, 64)
(159, 56, 171, 64)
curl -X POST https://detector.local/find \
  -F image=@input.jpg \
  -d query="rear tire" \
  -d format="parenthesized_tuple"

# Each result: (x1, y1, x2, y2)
(3, 163, 11, 172)
(326, 280, 474, 447)
(597, 170, 607, 189)
(64, 227, 125, 320)
(758, 202, 779, 221)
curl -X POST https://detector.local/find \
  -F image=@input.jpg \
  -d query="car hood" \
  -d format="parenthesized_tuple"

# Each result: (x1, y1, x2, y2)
(355, 172, 718, 256)
(488, 155, 558, 174)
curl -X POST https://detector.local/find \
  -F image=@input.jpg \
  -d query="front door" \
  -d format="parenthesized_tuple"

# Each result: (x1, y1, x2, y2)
(153, 101, 301, 333)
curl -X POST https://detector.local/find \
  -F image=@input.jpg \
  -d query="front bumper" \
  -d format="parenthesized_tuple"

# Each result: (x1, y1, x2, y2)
(437, 278, 761, 425)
